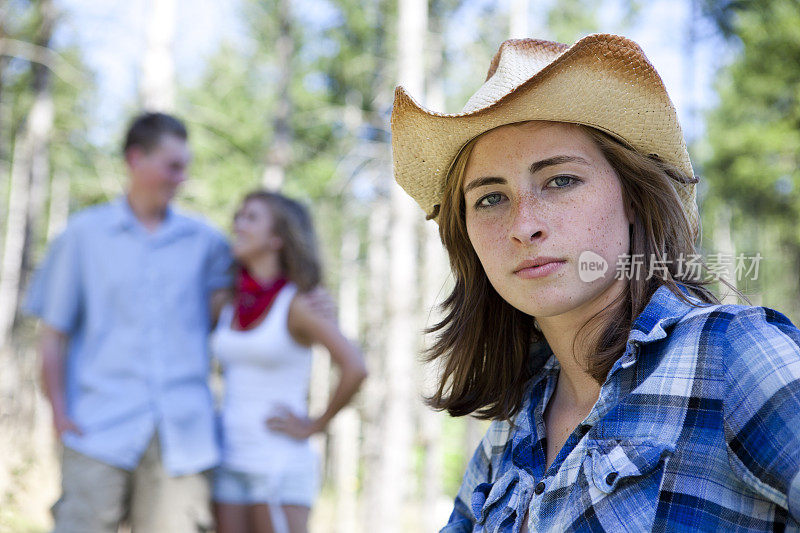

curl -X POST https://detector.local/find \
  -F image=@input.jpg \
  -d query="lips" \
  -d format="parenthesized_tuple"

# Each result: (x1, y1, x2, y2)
(514, 257, 566, 279)
(514, 257, 565, 272)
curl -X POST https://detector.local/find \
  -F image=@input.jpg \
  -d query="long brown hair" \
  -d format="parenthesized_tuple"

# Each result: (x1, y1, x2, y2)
(241, 190, 322, 291)
(426, 122, 731, 421)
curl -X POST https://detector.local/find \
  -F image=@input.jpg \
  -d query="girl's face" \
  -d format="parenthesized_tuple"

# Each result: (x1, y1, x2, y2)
(463, 121, 632, 320)
(232, 199, 282, 263)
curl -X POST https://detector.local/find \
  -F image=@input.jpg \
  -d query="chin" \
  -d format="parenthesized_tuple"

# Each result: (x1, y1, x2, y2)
(231, 246, 249, 262)
(501, 281, 603, 319)
(509, 298, 574, 319)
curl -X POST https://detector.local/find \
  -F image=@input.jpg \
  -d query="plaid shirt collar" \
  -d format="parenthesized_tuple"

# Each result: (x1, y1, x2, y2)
(628, 284, 704, 345)
(459, 284, 724, 531)
(514, 283, 702, 432)
(445, 281, 800, 532)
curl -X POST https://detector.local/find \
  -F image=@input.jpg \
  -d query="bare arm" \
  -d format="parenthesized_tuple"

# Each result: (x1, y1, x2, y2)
(40, 324, 81, 439)
(267, 295, 367, 439)
(296, 286, 337, 323)
(210, 288, 233, 327)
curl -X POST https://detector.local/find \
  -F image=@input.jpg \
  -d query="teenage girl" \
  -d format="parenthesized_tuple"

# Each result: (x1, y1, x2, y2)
(391, 34, 800, 531)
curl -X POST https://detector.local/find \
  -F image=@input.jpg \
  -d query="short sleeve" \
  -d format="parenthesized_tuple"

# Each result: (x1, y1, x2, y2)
(205, 228, 233, 292)
(23, 223, 83, 334)
(722, 306, 800, 520)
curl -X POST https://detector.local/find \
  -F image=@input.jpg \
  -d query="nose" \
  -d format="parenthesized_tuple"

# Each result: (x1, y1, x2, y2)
(233, 217, 245, 234)
(509, 195, 546, 245)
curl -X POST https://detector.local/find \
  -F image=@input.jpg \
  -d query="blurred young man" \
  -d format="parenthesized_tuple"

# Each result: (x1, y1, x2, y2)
(25, 113, 232, 532)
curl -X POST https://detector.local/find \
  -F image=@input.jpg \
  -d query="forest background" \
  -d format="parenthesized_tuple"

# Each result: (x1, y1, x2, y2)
(1, 0, 799, 531)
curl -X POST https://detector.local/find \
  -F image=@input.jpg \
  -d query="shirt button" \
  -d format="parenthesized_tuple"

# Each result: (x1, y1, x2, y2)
(605, 472, 618, 485)
(534, 481, 545, 495)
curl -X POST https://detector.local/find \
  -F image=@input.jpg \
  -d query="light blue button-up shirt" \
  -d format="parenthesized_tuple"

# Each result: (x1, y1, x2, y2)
(24, 197, 232, 475)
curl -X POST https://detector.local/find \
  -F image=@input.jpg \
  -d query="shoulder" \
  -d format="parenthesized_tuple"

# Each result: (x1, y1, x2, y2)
(172, 207, 221, 234)
(672, 303, 800, 378)
(287, 285, 314, 324)
(703, 304, 800, 364)
(722, 304, 800, 377)
(172, 207, 230, 246)
(721, 303, 800, 338)
(670, 301, 800, 360)
(66, 202, 115, 234)
(710, 306, 800, 510)
(45, 203, 113, 250)
(703, 305, 800, 410)
(287, 285, 317, 345)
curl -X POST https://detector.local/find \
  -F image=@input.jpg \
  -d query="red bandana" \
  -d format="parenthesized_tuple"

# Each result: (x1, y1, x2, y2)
(234, 268, 288, 330)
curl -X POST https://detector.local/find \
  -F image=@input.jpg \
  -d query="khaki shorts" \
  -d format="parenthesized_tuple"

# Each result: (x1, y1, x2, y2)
(52, 435, 212, 533)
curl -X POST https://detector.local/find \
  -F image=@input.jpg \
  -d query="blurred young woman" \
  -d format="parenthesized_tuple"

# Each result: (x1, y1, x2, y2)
(211, 191, 367, 533)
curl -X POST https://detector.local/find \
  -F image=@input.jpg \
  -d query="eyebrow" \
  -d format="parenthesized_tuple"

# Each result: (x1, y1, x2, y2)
(529, 155, 591, 174)
(463, 176, 506, 194)
(463, 155, 591, 194)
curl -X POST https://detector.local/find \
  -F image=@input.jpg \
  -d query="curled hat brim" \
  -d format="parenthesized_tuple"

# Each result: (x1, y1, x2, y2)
(390, 33, 698, 234)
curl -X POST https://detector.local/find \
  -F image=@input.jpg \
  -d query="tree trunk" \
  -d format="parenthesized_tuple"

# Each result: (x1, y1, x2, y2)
(683, 0, 699, 145)
(713, 205, 738, 304)
(377, 0, 427, 529)
(261, 0, 293, 190)
(0, 0, 56, 347)
(0, 5, 11, 256)
(420, 11, 448, 529)
(360, 2, 392, 525)
(419, 220, 447, 527)
(509, 0, 530, 38)
(25, 34, 55, 283)
(140, 0, 176, 111)
(361, 194, 390, 532)
(332, 224, 360, 533)
(308, 345, 331, 488)
(46, 170, 69, 241)
(0, 0, 58, 516)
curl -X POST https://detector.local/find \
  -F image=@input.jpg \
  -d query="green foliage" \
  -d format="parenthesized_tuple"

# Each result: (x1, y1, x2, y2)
(547, 0, 600, 43)
(178, 42, 267, 227)
(441, 415, 468, 496)
(49, 47, 101, 211)
(704, 0, 800, 226)
(702, 0, 800, 318)
(179, 0, 397, 231)
(1, 1, 98, 248)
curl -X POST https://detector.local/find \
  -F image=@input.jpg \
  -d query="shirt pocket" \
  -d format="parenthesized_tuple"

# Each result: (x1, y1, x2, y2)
(585, 439, 674, 493)
(471, 468, 534, 531)
(577, 439, 675, 531)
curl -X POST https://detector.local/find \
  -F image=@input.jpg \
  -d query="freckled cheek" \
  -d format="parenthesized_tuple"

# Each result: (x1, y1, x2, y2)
(467, 223, 509, 271)
(564, 193, 629, 251)
(592, 211, 630, 255)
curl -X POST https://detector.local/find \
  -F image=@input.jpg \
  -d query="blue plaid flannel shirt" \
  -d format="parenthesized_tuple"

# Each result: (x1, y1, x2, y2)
(443, 284, 800, 532)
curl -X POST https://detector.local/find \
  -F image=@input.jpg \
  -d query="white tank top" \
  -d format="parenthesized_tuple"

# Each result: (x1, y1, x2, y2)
(210, 283, 315, 474)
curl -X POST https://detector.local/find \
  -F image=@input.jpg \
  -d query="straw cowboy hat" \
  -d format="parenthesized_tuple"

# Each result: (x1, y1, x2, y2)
(390, 33, 698, 235)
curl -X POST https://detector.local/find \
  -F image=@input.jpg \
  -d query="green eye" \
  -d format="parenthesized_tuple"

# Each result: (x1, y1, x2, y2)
(550, 175, 575, 188)
(478, 193, 504, 207)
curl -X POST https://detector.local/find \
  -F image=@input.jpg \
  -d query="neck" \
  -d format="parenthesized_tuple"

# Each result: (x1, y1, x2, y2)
(126, 189, 167, 230)
(243, 252, 282, 284)
(536, 278, 627, 409)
